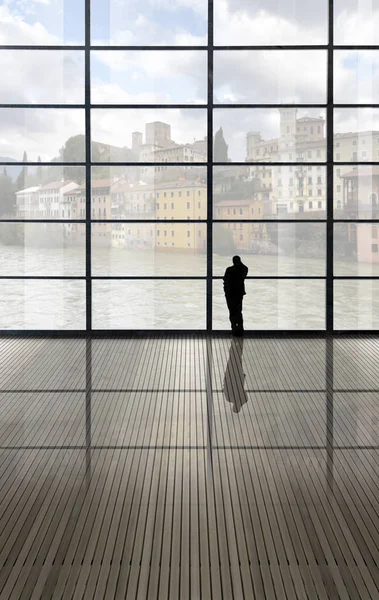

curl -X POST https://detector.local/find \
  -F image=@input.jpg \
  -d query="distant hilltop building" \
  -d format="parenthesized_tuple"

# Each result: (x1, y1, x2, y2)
(132, 121, 207, 170)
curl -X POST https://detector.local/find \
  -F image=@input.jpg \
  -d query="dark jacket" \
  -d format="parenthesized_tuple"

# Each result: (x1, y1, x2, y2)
(223, 262, 248, 297)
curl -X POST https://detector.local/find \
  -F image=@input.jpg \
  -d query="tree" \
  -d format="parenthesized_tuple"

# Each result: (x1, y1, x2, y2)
(0, 167, 15, 217)
(36, 156, 43, 185)
(214, 127, 229, 162)
(16, 150, 28, 191)
(51, 135, 86, 184)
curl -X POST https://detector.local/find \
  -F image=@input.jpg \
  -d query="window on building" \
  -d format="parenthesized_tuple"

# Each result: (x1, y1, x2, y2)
(372, 244, 378, 253)
(186, 202, 190, 209)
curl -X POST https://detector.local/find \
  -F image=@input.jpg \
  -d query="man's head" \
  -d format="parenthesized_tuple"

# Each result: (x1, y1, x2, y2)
(232, 255, 241, 265)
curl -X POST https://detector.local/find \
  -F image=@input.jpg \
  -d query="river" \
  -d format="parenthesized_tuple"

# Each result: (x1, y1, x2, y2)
(0, 245, 378, 330)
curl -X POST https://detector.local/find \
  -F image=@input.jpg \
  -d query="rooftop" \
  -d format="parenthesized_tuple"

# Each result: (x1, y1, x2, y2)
(40, 181, 76, 191)
(341, 166, 379, 178)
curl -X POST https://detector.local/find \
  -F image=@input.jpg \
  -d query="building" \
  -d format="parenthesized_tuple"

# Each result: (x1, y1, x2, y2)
(38, 181, 79, 218)
(15, 186, 40, 218)
(244, 108, 378, 216)
(134, 121, 206, 168)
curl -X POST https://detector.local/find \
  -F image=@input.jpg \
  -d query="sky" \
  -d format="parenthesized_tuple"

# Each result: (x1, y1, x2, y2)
(0, 0, 379, 162)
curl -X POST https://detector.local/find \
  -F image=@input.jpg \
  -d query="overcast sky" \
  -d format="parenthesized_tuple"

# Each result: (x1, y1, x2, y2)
(0, 0, 379, 161)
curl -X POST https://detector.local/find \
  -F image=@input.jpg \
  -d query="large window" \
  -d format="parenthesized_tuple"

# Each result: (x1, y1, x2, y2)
(0, 0, 378, 331)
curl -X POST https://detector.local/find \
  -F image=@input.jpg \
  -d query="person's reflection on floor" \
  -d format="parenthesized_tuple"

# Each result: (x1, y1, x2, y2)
(223, 338, 248, 413)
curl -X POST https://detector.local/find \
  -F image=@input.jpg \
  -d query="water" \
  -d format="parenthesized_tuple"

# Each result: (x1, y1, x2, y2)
(0, 244, 378, 330)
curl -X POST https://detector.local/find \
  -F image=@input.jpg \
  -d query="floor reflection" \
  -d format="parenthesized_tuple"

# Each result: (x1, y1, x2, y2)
(223, 338, 248, 413)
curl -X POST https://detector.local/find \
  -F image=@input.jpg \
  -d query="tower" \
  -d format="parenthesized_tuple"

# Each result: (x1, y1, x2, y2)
(279, 107, 298, 139)
(132, 132, 142, 156)
(145, 122, 172, 148)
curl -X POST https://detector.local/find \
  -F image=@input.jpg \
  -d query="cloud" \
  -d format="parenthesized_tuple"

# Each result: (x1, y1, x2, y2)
(214, 50, 326, 104)
(91, 50, 207, 104)
(214, 0, 327, 45)
(334, 3, 379, 44)
(0, 108, 85, 161)
(334, 51, 379, 104)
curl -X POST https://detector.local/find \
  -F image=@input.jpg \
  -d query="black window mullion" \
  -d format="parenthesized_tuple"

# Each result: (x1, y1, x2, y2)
(327, 0, 334, 333)
(85, 0, 91, 332)
(207, 0, 214, 333)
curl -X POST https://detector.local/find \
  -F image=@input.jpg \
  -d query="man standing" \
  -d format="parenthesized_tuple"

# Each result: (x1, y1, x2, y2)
(223, 255, 248, 336)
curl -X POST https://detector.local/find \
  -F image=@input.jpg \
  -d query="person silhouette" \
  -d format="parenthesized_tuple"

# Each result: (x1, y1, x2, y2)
(223, 255, 248, 336)
(223, 338, 248, 413)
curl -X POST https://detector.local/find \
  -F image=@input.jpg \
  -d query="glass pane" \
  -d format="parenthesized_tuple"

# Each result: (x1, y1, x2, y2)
(91, 0, 207, 46)
(91, 166, 207, 219)
(0, 0, 84, 45)
(334, 166, 379, 218)
(0, 109, 85, 163)
(0, 51, 84, 105)
(334, 109, 379, 163)
(334, 280, 379, 330)
(335, 0, 379, 45)
(214, 0, 328, 45)
(0, 166, 86, 220)
(91, 110, 207, 163)
(334, 224, 379, 276)
(91, 51, 207, 104)
(92, 223, 207, 276)
(92, 280, 206, 329)
(213, 223, 325, 276)
(0, 281, 85, 330)
(213, 165, 326, 219)
(0, 223, 85, 276)
(214, 51, 327, 104)
(334, 51, 379, 105)
(214, 108, 326, 163)
(213, 279, 325, 330)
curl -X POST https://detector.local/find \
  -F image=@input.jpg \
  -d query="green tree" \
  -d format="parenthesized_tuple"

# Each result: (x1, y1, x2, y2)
(16, 150, 28, 191)
(0, 167, 15, 217)
(214, 127, 229, 162)
(36, 155, 43, 185)
(51, 135, 85, 184)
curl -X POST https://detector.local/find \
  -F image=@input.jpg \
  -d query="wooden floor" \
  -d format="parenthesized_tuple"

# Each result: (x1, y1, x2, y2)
(0, 335, 379, 599)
